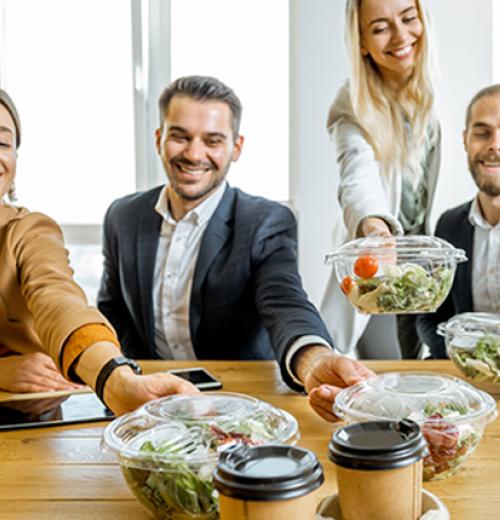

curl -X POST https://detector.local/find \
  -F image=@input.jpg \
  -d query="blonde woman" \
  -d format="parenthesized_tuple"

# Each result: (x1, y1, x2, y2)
(321, 0, 440, 359)
(0, 89, 197, 414)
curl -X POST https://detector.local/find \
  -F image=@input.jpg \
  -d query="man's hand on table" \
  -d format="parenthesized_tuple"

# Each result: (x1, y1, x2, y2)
(293, 345, 375, 422)
(0, 352, 82, 393)
(103, 368, 201, 416)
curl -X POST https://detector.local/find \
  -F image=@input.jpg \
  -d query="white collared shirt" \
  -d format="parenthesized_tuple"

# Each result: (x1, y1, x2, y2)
(468, 197, 500, 313)
(153, 182, 226, 359)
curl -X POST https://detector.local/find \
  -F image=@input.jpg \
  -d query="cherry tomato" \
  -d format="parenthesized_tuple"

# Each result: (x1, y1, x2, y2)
(354, 255, 378, 279)
(340, 276, 354, 295)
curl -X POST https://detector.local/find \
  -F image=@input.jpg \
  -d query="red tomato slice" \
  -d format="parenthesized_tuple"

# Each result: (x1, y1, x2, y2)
(354, 255, 378, 279)
(340, 276, 354, 294)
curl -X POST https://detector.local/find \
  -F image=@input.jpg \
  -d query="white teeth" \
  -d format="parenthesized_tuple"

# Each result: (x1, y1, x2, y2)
(177, 165, 208, 175)
(392, 45, 412, 58)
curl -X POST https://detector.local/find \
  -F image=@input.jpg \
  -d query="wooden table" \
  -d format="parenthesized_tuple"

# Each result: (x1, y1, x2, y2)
(0, 360, 497, 519)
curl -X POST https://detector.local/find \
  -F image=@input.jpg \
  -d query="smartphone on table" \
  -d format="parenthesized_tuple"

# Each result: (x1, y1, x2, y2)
(167, 367, 223, 390)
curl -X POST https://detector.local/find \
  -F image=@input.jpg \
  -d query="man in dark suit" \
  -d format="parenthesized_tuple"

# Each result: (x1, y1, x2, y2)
(98, 75, 373, 418)
(417, 84, 500, 357)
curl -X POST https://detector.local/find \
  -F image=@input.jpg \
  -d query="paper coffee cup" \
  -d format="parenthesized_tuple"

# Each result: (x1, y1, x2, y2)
(329, 420, 427, 520)
(213, 444, 324, 520)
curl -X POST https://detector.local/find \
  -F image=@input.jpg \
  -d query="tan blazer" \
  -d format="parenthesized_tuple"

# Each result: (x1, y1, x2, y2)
(0, 205, 110, 369)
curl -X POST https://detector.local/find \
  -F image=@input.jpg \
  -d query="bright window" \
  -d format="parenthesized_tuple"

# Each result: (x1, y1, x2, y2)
(494, 0, 500, 82)
(1, 0, 136, 224)
(170, 0, 289, 201)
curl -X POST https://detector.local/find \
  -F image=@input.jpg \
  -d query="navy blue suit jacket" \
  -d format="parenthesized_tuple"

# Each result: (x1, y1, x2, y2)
(97, 184, 332, 390)
(416, 200, 474, 358)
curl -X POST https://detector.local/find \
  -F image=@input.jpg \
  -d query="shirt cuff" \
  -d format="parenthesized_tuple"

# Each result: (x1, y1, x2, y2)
(61, 324, 119, 381)
(285, 336, 333, 388)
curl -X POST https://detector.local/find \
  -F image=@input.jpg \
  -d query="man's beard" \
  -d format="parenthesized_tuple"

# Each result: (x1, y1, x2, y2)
(169, 158, 229, 201)
(469, 153, 500, 197)
(173, 176, 225, 201)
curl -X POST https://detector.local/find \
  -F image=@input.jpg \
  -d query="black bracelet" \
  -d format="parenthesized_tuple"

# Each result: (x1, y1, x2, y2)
(95, 356, 142, 405)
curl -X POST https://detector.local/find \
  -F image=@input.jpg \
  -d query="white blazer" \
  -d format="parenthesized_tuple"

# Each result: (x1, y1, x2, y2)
(320, 83, 441, 354)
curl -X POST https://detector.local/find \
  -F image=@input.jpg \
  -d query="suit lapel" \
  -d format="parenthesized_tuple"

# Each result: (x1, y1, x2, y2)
(461, 216, 474, 311)
(136, 202, 162, 356)
(455, 202, 474, 312)
(190, 186, 235, 343)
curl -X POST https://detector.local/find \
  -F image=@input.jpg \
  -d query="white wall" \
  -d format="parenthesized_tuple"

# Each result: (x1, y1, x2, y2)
(292, 0, 495, 306)
(431, 0, 493, 226)
(290, 0, 347, 305)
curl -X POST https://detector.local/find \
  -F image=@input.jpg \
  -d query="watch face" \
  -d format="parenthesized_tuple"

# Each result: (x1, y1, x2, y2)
(115, 357, 141, 374)
(95, 357, 142, 404)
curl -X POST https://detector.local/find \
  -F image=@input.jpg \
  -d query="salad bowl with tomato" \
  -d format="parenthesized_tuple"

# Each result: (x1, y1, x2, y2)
(326, 236, 467, 314)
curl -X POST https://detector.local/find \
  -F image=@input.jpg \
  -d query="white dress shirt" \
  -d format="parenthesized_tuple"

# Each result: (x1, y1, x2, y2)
(153, 182, 226, 359)
(469, 197, 500, 313)
(152, 181, 331, 386)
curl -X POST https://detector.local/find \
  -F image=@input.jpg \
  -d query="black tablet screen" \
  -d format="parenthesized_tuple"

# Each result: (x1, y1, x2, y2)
(0, 392, 114, 430)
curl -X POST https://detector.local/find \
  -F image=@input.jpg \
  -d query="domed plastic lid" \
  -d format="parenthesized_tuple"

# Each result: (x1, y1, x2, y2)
(103, 392, 299, 465)
(325, 235, 466, 264)
(438, 312, 500, 346)
(334, 372, 497, 426)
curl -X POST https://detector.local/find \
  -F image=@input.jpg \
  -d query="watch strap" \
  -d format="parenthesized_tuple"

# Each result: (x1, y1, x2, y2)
(95, 356, 142, 405)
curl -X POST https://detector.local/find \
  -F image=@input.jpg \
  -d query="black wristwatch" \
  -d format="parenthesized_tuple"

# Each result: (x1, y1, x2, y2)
(95, 356, 142, 405)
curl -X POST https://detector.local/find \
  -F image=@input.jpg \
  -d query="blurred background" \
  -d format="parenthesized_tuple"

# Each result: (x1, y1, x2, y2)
(0, 0, 498, 305)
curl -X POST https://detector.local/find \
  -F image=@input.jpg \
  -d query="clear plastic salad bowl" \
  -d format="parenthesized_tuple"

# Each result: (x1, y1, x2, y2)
(438, 312, 500, 396)
(102, 392, 299, 519)
(325, 236, 466, 314)
(333, 372, 497, 480)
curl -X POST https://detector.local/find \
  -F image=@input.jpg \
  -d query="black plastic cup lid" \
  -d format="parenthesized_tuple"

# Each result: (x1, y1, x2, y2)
(213, 444, 324, 501)
(329, 420, 428, 470)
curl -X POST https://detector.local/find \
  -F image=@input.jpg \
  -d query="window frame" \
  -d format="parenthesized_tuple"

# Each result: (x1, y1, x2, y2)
(0, 0, 292, 245)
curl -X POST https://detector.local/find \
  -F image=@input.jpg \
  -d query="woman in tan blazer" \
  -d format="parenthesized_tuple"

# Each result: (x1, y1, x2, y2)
(0, 89, 196, 414)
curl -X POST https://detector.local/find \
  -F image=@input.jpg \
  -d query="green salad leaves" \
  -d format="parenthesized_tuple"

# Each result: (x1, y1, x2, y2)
(346, 263, 452, 314)
(450, 335, 500, 383)
(119, 414, 289, 519)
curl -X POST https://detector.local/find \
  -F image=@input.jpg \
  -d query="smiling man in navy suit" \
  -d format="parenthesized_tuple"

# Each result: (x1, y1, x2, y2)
(98, 75, 373, 419)
(417, 84, 500, 358)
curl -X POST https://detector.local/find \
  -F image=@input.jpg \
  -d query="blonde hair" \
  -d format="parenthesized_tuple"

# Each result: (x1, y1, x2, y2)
(345, 0, 437, 179)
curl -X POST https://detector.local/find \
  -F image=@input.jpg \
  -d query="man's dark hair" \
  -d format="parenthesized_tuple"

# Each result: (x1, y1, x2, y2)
(465, 84, 500, 130)
(158, 75, 242, 138)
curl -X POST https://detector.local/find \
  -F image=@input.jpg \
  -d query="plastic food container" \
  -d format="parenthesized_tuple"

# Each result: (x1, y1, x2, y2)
(102, 392, 299, 519)
(438, 312, 500, 396)
(333, 372, 497, 480)
(325, 236, 466, 314)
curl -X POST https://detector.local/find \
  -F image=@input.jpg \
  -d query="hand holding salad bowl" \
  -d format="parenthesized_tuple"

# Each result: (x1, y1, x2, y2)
(326, 236, 467, 315)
